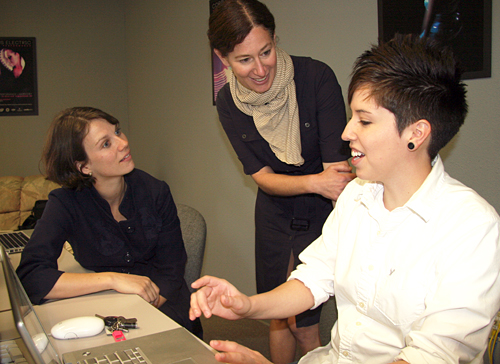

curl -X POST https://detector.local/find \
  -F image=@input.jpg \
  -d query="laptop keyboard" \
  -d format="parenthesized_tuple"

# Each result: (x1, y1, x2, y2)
(0, 232, 29, 253)
(76, 347, 152, 364)
(0, 341, 28, 364)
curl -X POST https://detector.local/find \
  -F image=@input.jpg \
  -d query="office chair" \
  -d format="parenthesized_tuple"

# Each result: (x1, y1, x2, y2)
(176, 204, 207, 292)
(319, 296, 338, 346)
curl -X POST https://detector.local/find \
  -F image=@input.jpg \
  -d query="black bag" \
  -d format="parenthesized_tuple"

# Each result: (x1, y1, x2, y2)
(19, 200, 48, 230)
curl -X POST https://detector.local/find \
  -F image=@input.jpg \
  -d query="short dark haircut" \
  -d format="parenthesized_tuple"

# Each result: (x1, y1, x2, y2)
(42, 107, 120, 190)
(208, 0, 275, 57)
(348, 33, 468, 159)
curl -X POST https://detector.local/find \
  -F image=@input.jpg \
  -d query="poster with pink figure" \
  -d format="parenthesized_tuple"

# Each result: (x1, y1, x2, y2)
(0, 37, 38, 116)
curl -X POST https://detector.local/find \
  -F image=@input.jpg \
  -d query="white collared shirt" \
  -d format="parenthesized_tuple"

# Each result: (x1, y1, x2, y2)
(290, 156, 500, 363)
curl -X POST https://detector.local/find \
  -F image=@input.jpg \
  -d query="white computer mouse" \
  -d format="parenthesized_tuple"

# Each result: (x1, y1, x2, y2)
(51, 316, 104, 340)
(32, 333, 49, 353)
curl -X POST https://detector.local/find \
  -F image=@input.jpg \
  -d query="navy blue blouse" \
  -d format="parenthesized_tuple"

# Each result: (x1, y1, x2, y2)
(16, 169, 189, 317)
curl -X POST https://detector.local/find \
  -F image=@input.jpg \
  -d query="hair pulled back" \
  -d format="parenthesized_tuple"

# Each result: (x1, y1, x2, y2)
(208, 0, 275, 57)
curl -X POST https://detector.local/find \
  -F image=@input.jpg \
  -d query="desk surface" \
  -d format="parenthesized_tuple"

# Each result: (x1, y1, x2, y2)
(1, 246, 183, 358)
(36, 291, 180, 356)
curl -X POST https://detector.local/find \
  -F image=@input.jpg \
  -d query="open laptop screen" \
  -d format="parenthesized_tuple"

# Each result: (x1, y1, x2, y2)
(1, 244, 60, 364)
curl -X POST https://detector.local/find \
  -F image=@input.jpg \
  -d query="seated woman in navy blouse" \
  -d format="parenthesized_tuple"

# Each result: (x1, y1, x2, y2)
(16, 106, 200, 336)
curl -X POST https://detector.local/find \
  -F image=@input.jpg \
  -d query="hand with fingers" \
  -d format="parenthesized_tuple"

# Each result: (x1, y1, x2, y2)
(210, 340, 273, 364)
(189, 275, 251, 321)
(316, 163, 356, 200)
(110, 273, 161, 305)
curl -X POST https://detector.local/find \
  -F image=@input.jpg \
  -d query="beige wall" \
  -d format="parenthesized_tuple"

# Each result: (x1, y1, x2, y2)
(0, 0, 129, 176)
(1, 0, 499, 295)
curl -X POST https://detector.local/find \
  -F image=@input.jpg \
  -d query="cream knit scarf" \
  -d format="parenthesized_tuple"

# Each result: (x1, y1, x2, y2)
(228, 47, 304, 166)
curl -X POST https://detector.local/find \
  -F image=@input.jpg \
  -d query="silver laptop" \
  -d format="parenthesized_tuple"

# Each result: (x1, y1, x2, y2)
(1, 244, 218, 364)
(0, 230, 31, 254)
(1, 243, 60, 364)
(62, 327, 219, 364)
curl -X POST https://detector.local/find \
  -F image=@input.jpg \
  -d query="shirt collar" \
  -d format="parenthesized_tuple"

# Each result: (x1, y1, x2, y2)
(356, 155, 446, 222)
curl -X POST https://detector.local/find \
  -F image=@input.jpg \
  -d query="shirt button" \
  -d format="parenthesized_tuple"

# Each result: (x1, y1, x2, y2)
(359, 302, 365, 308)
(242, 134, 247, 139)
(356, 321, 362, 326)
(304, 122, 310, 128)
(368, 265, 374, 271)
(127, 226, 135, 233)
(377, 231, 381, 236)
(342, 351, 349, 357)
(124, 252, 132, 263)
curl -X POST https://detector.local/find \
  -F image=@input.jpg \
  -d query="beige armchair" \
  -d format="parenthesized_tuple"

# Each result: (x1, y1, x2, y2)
(0, 175, 60, 231)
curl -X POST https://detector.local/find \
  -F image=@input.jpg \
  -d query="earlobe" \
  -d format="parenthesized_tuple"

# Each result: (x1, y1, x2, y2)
(408, 119, 431, 151)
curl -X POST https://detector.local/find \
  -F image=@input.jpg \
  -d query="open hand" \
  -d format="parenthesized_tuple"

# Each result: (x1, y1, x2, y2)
(190, 276, 251, 321)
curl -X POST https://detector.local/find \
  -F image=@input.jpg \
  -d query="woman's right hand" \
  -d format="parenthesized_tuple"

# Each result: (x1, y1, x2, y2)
(314, 161, 356, 201)
(189, 276, 251, 321)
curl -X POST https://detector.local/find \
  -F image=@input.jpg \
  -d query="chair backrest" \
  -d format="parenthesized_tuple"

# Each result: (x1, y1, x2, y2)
(319, 296, 338, 345)
(176, 204, 207, 292)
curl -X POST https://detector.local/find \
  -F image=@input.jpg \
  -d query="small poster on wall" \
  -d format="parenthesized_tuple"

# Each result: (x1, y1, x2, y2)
(378, 0, 492, 80)
(0, 37, 38, 116)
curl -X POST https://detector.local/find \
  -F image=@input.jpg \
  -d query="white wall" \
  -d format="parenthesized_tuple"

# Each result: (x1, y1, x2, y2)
(1, 0, 498, 296)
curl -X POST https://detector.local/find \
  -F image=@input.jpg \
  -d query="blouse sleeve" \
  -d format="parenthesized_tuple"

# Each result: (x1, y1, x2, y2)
(16, 191, 69, 304)
(312, 60, 348, 163)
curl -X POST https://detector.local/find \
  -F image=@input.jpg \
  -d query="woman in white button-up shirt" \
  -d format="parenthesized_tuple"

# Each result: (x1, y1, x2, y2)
(189, 34, 500, 364)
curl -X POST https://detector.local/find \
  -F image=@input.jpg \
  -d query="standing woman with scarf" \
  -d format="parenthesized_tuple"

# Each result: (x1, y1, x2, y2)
(207, 1, 355, 362)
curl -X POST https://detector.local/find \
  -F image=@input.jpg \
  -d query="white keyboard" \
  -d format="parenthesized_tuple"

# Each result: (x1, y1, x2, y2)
(0, 341, 28, 364)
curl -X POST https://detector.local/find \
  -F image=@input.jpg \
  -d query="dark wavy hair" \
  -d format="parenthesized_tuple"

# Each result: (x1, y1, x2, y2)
(208, 0, 275, 57)
(42, 107, 120, 190)
(348, 33, 468, 159)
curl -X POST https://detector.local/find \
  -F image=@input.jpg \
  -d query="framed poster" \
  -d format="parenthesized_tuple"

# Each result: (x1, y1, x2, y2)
(210, 0, 229, 105)
(0, 37, 38, 116)
(378, 0, 492, 80)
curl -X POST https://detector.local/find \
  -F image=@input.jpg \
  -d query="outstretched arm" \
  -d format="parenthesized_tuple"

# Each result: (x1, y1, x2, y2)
(190, 276, 314, 321)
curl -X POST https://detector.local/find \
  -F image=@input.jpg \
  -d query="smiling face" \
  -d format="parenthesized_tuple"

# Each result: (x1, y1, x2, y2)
(342, 89, 409, 184)
(80, 118, 134, 182)
(216, 26, 277, 93)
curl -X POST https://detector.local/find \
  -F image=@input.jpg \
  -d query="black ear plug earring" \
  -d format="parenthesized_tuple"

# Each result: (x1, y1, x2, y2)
(408, 142, 415, 150)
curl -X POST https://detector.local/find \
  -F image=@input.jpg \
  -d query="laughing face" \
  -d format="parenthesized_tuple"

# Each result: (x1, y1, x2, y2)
(80, 118, 135, 182)
(342, 89, 409, 184)
(216, 26, 277, 94)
